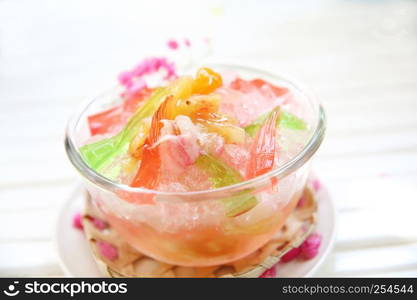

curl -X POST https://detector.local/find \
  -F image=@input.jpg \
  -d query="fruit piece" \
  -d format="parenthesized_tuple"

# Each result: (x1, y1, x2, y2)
(244, 109, 306, 137)
(246, 107, 280, 179)
(195, 112, 245, 144)
(229, 78, 253, 93)
(195, 154, 258, 217)
(279, 111, 307, 131)
(222, 192, 258, 218)
(219, 144, 249, 175)
(178, 94, 221, 118)
(128, 94, 220, 158)
(199, 133, 225, 156)
(122, 87, 154, 113)
(80, 76, 193, 172)
(147, 95, 176, 145)
(244, 112, 268, 137)
(88, 106, 122, 136)
(156, 117, 202, 179)
(85, 69, 219, 172)
(192, 67, 223, 94)
(162, 135, 200, 167)
(230, 77, 288, 97)
(166, 116, 201, 167)
(130, 144, 161, 189)
(128, 118, 151, 159)
(195, 154, 241, 187)
(130, 95, 174, 189)
(130, 94, 205, 190)
(88, 88, 153, 136)
(250, 78, 288, 97)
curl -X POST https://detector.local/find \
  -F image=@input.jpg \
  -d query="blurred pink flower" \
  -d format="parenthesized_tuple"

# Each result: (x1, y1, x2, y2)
(97, 241, 118, 261)
(259, 265, 277, 278)
(300, 233, 322, 260)
(72, 212, 83, 230)
(167, 39, 179, 50)
(91, 217, 108, 231)
(280, 247, 301, 263)
(311, 179, 322, 191)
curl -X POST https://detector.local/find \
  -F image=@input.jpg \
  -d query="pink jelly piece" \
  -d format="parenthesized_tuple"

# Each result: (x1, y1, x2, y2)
(280, 247, 301, 263)
(97, 241, 118, 261)
(311, 179, 322, 191)
(167, 39, 179, 50)
(300, 233, 322, 260)
(92, 217, 108, 231)
(72, 212, 83, 230)
(259, 265, 277, 278)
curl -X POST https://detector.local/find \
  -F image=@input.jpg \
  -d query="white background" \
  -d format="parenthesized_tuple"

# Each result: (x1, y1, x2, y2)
(1, 0, 417, 276)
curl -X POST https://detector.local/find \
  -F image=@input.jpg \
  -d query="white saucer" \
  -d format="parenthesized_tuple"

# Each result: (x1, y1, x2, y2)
(55, 182, 336, 277)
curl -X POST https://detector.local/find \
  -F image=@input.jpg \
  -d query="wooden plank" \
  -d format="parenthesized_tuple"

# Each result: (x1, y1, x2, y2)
(315, 151, 417, 181)
(0, 210, 61, 240)
(317, 243, 417, 277)
(0, 241, 63, 277)
(0, 184, 74, 211)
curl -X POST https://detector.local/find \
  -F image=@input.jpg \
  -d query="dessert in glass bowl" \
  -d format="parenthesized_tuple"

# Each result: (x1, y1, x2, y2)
(65, 61, 325, 268)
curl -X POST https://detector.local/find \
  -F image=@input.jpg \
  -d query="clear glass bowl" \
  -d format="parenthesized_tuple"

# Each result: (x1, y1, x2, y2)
(65, 64, 326, 267)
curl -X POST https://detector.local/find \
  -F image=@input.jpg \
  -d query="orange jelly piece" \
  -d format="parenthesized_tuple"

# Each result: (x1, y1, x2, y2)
(192, 67, 223, 94)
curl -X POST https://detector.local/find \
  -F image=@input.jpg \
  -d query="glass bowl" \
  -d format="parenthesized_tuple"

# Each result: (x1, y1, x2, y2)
(65, 64, 326, 267)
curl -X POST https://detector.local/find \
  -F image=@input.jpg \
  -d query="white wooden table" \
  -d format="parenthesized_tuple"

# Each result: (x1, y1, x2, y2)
(1, 0, 417, 277)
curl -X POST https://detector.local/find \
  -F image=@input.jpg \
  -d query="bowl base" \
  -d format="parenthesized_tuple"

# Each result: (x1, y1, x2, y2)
(55, 177, 336, 277)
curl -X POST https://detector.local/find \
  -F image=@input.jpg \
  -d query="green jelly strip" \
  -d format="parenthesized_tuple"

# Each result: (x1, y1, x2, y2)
(195, 154, 258, 217)
(244, 110, 307, 137)
(80, 87, 168, 173)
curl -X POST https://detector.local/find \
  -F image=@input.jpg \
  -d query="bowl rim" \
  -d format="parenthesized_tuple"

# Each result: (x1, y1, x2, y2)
(65, 63, 326, 198)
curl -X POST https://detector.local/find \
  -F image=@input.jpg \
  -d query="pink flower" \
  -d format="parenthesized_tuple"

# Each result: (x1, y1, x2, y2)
(133, 62, 149, 77)
(147, 57, 160, 72)
(167, 39, 179, 50)
(120, 57, 177, 99)
(92, 217, 108, 231)
(300, 233, 322, 260)
(72, 212, 83, 230)
(259, 265, 277, 278)
(311, 179, 321, 191)
(129, 78, 147, 94)
(97, 241, 118, 261)
(164, 62, 177, 79)
(184, 38, 191, 47)
(280, 247, 301, 263)
(118, 71, 133, 86)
